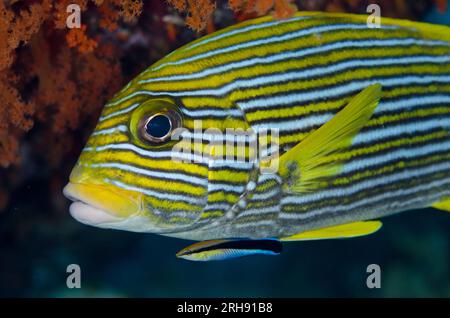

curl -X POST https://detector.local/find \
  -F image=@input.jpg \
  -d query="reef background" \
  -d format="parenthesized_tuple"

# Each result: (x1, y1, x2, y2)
(0, 0, 449, 297)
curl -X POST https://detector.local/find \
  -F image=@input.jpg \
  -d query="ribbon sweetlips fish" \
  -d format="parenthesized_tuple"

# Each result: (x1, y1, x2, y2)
(63, 12, 450, 261)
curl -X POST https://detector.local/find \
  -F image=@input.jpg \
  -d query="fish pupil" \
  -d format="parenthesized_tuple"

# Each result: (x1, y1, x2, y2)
(146, 114, 171, 138)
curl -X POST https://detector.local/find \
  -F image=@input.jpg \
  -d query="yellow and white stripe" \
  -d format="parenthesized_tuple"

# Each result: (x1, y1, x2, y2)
(76, 12, 450, 239)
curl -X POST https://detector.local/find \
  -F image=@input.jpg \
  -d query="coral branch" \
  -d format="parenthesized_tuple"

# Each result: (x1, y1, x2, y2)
(66, 24, 98, 53)
(166, 0, 298, 32)
(167, 0, 217, 31)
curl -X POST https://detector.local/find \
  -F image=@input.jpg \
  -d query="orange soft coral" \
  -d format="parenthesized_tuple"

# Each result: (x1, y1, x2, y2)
(168, 0, 297, 32)
(55, 0, 144, 51)
(168, 0, 217, 31)
(0, 1, 47, 167)
(98, 2, 121, 31)
(119, 0, 144, 22)
(168, 0, 448, 32)
(66, 24, 98, 53)
(230, 0, 297, 19)
(0, 0, 146, 169)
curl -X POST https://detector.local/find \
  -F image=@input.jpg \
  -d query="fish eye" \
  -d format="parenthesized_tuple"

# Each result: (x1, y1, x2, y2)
(138, 109, 182, 144)
(142, 113, 172, 142)
(130, 98, 183, 147)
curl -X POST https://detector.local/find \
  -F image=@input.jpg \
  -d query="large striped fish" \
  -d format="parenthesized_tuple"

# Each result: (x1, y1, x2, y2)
(63, 11, 450, 261)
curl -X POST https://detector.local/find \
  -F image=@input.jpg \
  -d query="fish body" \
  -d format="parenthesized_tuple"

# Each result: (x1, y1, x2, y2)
(64, 12, 450, 258)
(176, 238, 282, 261)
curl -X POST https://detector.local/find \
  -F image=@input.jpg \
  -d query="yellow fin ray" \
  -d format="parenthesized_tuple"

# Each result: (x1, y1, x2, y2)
(432, 198, 450, 212)
(280, 221, 383, 241)
(278, 84, 382, 193)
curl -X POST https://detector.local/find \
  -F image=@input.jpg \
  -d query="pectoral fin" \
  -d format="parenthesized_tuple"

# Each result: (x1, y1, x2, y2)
(176, 238, 282, 261)
(432, 198, 450, 212)
(279, 84, 382, 193)
(280, 221, 382, 241)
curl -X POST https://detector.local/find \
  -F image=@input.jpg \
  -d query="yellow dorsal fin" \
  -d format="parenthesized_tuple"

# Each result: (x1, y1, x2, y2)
(280, 221, 382, 241)
(432, 198, 450, 212)
(278, 84, 382, 193)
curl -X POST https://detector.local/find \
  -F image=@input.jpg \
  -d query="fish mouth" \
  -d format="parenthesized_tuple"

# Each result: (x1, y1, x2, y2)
(67, 201, 122, 226)
(63, 182, 143, 227)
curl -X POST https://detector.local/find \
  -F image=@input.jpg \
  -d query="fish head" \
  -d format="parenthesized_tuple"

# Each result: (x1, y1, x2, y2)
(64, 92, 257, 236)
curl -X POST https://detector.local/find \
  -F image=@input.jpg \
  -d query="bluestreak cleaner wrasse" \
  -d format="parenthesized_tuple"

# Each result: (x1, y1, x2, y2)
(63, 11, 450, 261)
(176, 238, 282, 261)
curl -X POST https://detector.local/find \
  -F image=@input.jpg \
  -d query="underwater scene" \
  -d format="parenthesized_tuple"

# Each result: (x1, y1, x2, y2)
(1, 0, 450, 298)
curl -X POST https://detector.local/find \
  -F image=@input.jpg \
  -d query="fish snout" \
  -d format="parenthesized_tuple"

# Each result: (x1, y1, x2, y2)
(63, 163, 144, 226)
(63, 181, 144, 226)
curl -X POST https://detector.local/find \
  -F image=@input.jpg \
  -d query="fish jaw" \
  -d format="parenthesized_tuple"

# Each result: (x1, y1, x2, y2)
(68, 201, 122, 226)
(63, 181, 144, 227)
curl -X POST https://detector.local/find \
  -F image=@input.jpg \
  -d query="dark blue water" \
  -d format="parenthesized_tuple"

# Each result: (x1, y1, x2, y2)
(424, 6, 450, 25)
(2, 203, 449, 297)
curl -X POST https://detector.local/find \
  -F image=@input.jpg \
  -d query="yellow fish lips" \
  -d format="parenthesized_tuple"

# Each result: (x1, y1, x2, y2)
(63, 181, 144, 227)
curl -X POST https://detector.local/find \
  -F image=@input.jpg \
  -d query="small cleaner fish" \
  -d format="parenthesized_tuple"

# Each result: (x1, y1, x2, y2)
(64, 12, 450, 261)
